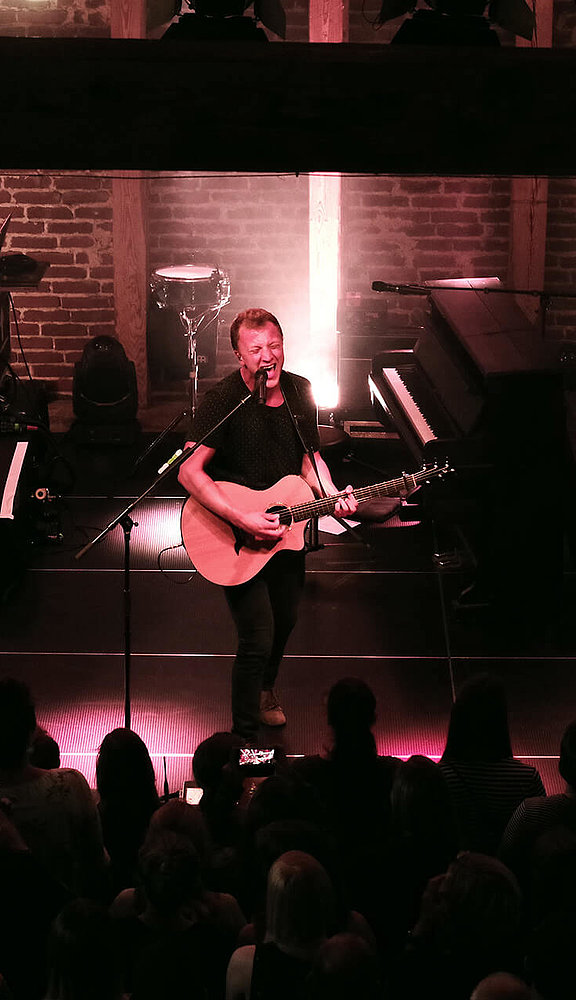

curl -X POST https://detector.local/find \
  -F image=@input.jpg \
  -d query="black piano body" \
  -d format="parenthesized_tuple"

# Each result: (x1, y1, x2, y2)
(369, 278, 566, 608)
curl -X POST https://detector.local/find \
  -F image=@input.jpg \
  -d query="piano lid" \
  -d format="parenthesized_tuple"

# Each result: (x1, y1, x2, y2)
(426, 276, 550, 376)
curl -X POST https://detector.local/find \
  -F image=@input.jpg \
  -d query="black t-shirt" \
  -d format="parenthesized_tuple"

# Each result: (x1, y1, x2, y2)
(189, 369, 320, 490)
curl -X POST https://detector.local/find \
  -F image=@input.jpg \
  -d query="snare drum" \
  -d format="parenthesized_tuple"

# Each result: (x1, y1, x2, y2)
(150, 263, 230, 313)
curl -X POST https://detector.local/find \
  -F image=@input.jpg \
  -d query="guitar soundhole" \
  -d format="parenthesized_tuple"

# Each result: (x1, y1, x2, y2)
(266, 503, 292, 528)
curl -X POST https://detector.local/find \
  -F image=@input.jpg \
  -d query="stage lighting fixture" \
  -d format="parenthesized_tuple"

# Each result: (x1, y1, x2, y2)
(379, 0, 535, 44)
(164, 0, 286, 41)
(72, 335, 139, 445)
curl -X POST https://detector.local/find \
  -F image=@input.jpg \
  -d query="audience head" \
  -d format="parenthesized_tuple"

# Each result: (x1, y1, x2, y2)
(558, 719, 576, 788)
(45, 899, 122, 1000)
(192, 730, 243, 793)
(415, 853, 522, 969)
(266, 850, 335, 957)
(148, 798, 212, 868)
(96, 727, 159, 808)
(138, 830, 203, 916)
(470, 973, 531, 1000)
(442, 674, 513, 762)
(306, 933, 380, 1000)
(325, 677, 377, 760)
(391, 754, 457, 855)
(0, 678, 36, 770)
(30, 725, 60, 769)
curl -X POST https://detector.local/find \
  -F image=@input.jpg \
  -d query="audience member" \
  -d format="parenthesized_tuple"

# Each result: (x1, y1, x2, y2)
(96, 727, 161, 895)
(470, 972, 531, 1000)
(226, 851, 335, 1000)
(192, 731, 246, 894)
(389, 852, 524, 1000)
(0, 678, 106, 896)
(290, 678, 399, 908)
(305, 932, 381, 1000)
(29, 727, 60, 769)
(525, 909, 576, 1000)
(439, 674, 545, 854)
(376, 754, 458, 950)
(499, 718, 576, 887)
(43, 899, 123, 1000)
(112, 829, 244, 1000)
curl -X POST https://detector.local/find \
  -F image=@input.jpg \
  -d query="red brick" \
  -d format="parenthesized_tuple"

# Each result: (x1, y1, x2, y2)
(64, 295, 114, 308)
(26, 207, 74, 220)
(24, 351, 64, 364)
(50, 223, 94, 234)
(40, 324, 89, 336)
(51, 281, 101, 293)
(2, 175, 53, 189)
(61, 191, 111, 204)
(69, 309, 114, 323)
(10, 191, 62, 205)
(22, 310, 70, 322)
(10, 237, 58, 249)
(46, 267, 88, 279)
(59, 236, 96, 248)
(55, 176, 110, 190)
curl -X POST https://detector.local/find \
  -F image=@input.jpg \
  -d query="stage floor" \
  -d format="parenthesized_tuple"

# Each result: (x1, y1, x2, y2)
(1, 431, 574, 797)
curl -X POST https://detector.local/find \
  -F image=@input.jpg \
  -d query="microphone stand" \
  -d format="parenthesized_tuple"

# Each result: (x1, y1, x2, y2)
(74, 388, 253, 730)
(372, 278, 576, 340)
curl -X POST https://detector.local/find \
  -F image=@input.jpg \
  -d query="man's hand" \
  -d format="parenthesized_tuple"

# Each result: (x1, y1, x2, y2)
(237, 510, 287, 542)
(332, 485, 358, 518)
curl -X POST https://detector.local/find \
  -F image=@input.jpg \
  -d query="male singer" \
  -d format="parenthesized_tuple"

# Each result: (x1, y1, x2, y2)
(178, 307, 357, 742)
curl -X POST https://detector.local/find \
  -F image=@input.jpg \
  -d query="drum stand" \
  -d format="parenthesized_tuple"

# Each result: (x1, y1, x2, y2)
(130, 307, 211, 476)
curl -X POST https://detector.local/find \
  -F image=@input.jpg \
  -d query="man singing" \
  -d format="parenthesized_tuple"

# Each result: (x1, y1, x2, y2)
(178, 308, 357, 742)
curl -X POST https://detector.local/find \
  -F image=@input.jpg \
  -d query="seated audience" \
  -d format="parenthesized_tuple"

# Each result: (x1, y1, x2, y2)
(226, 851, 336, 1000)
(112, 829, 244, 1000)
(96, 727, 161, 895)
(43, 899, 123, 1000)
(29, 727, 60, 770)
(439, 674, 545, 854)
(389, 852, 524, 1000)
(470, 972, 531, 1000)
(305, 932, 381, 1000)
(376, 754, 458, 950)
(0, 678, 106, 896)
(499, 718, 576, 888)
(289, 678, 399, 908)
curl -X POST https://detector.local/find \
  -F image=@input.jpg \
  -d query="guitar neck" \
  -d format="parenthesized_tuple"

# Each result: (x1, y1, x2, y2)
(280, 473, 419, 526)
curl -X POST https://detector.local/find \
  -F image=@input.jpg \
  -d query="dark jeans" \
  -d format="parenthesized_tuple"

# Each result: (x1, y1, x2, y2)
(223, 549, 306, 741)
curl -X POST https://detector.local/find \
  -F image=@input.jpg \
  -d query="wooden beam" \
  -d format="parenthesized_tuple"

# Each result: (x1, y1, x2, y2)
(509, 1, 554, 322)
(111, 1, 147, 39)
(112, 174, 149, 406)
(1, 40, 576, 175)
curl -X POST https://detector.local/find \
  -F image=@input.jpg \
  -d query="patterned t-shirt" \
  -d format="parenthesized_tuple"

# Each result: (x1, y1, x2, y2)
(189, 369, 320, 490)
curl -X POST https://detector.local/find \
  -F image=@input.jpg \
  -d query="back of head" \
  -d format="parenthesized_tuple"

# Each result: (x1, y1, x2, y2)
(266, 850, 335, 953)
(471, 972, 531, 1000)
(148, 799, 212, 866)
(47, 899, 121, 1000)
(559, 719, 576, 788)
(96, 728, 158, 809)
(0, 678, 36, 769)
(326, 678, 377, 760)
(306, 933, 380, 1000)
(391, 754, 457, 852)
(430, 852, 522, 956)
(29, 726, 60, 769)
(192, 731, 242, 792)
(442, 674, 512, 762)
(138, 830, 203, 916)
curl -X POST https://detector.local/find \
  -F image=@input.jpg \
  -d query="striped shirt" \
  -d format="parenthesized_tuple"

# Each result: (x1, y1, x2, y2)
(439, 758, 545, 856)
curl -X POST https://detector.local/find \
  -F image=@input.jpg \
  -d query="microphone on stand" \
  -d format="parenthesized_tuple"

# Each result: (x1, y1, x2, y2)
(254, 369, 268, 404)
(372, 281, 430, 296)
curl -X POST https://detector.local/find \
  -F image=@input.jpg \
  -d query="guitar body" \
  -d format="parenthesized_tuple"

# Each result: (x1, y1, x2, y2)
(181, 475, 316, 586)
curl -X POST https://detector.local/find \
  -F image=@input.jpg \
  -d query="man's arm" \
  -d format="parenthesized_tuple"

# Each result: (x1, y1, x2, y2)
(178, 442, 286, 541)
(301, 451, 358, 517)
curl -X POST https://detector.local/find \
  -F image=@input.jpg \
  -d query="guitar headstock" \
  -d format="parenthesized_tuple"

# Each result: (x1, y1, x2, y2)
(414, 460, 454, 484)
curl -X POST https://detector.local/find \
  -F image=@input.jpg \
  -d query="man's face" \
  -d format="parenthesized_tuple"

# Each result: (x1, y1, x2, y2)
(235, 321, 284, 391)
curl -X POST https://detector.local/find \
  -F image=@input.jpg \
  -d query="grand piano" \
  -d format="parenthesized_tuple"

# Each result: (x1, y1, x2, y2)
(369, 277, 567, 607)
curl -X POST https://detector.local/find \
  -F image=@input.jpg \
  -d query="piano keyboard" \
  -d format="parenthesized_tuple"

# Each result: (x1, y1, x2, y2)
(380, 366, 439, 445)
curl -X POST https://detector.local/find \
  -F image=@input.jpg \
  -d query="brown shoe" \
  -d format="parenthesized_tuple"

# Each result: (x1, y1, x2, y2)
(259, 690, 286, 727)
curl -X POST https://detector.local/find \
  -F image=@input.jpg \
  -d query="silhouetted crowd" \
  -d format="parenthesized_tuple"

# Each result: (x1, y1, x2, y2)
(0, 672, 573, 1000)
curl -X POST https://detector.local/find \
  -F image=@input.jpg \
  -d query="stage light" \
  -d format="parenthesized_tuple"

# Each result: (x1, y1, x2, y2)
(306, 173, 341, 409)
(379, 0, 535, 43)
(165, 0, 286, 40)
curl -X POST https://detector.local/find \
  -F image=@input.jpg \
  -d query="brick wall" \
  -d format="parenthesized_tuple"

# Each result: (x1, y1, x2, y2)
(2, 171, 114, 397)
(0, 0, 109, 38)
(148, 172, 310, 376)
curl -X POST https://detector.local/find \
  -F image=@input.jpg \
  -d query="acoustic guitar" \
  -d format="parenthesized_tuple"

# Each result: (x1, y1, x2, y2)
(181, 463, 450, 586)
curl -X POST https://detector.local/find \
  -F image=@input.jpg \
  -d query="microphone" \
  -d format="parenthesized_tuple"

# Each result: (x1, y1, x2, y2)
(372, 281, 430, 296)
(254, 368, 268, 404)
